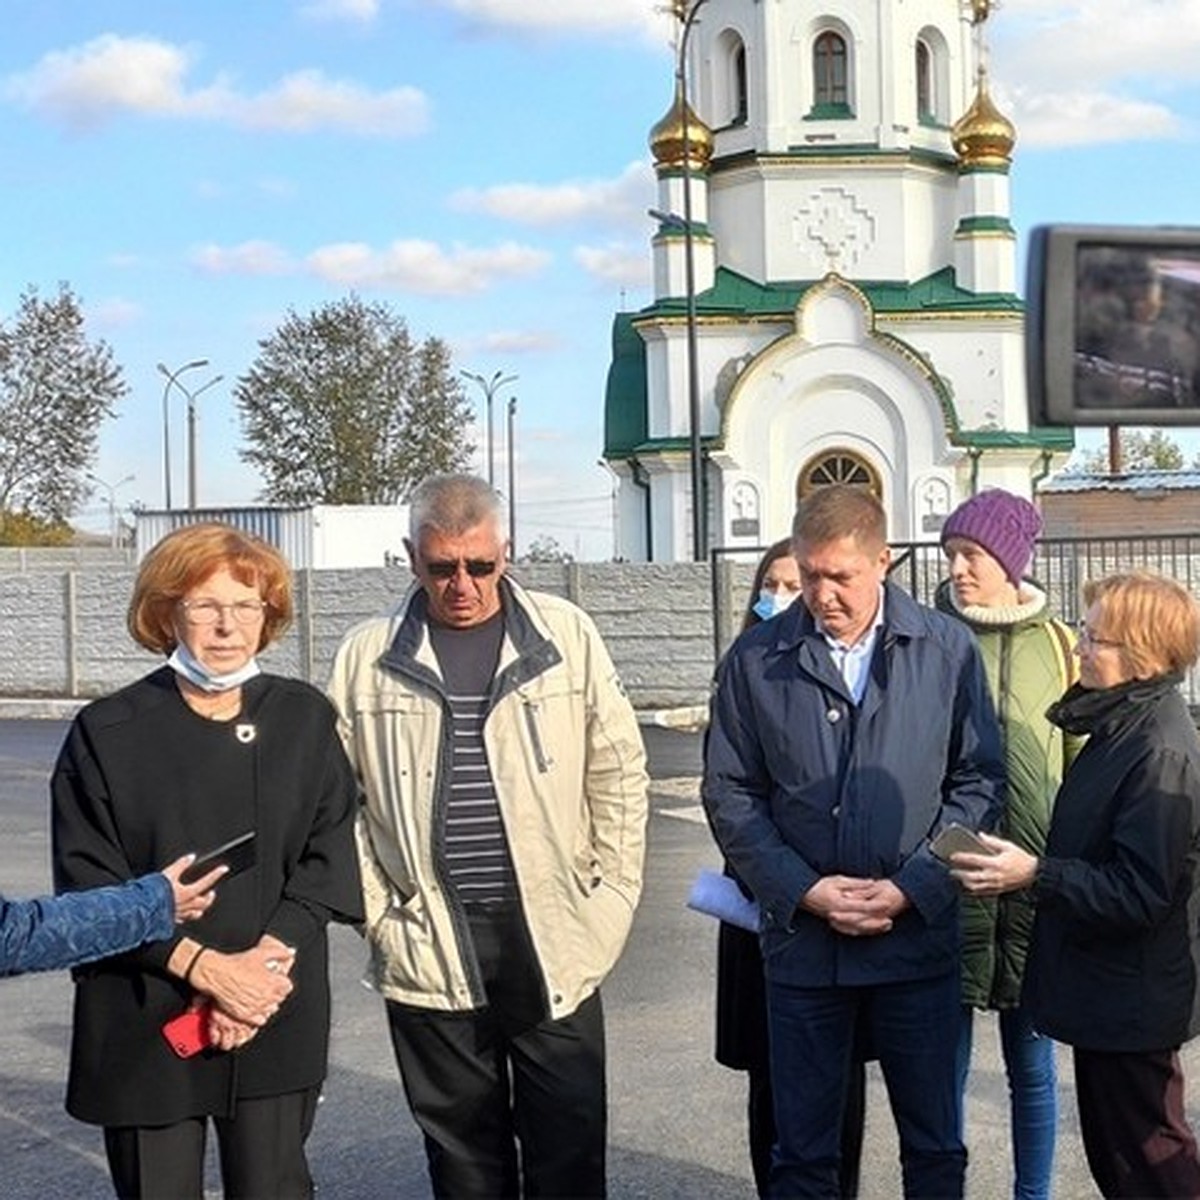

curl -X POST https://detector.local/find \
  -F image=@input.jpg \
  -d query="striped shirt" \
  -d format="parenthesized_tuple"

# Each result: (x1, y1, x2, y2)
(429, 614, 517, 906)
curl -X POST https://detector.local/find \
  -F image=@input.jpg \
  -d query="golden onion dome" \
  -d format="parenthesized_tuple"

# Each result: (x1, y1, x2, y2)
(968, 0, 993, 25)
(649, 83, 714, 170)
(951, 72, 1015, 168)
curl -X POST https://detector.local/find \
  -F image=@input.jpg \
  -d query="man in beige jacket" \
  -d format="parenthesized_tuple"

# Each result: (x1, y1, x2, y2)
(328, 473, 648, 1200)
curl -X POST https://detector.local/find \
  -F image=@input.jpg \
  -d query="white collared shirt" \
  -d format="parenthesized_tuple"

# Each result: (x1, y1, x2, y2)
(818, 588, 886, 705)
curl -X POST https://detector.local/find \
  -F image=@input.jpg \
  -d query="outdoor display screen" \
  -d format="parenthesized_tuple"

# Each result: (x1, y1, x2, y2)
(1074, 243, 1200, 413)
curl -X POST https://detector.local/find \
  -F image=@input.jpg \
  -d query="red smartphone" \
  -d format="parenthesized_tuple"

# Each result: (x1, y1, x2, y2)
(161, 1005, 211, 1058)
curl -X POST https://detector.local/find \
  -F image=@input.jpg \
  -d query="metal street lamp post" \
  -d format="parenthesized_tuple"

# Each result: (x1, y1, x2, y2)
(506, 396, 517, 552)
(157, 359, 208, 510)
(87, 472, 135, 549)
(460, 369, 518, 487)
(181, 373, 224, 509)
(673, 0, 711, 561)
(596, 458, 621, 561)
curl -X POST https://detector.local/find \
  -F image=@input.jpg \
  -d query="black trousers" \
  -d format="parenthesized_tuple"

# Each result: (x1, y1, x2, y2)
(386, 902, 607, 1200)
(1074, 1045, 1200, 1199)
(747, 1058, 866, 1198)
(103, 1086, 320, 1200)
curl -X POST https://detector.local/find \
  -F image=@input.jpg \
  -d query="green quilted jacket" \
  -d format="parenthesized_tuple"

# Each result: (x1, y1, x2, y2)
(935, 579, 1081, 1010)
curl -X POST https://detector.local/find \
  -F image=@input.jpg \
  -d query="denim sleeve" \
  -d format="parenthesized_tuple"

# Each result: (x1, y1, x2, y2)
(0, 874, 174, 977)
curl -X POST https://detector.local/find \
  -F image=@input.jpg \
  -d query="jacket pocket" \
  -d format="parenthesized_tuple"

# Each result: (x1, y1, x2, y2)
(521, 699, 554, 773)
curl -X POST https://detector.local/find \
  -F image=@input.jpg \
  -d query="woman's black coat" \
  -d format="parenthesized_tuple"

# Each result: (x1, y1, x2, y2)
(52, 668, 364, 1126)
(1024, 675, 1200, 1053)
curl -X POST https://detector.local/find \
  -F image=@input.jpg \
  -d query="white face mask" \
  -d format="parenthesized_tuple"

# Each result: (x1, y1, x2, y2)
(753, 587, 799, 622)
(168, 643, 262, 693)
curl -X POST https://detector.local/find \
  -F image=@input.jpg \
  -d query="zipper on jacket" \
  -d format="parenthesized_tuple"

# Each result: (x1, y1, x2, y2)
(522, 699, 552, 773)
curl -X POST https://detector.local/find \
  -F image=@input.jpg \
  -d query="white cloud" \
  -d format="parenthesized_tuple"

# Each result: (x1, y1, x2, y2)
(299, 0, 380, 23)
(188, 235, 550, 294)
(86, 297, 142, 329)
(451, 161, 655, 230)
(3, 35, 195, 130)
(432, 0, 670, 40)
(477, 330, 562, 355)
(3, 34, 429, 137)
(227, 70, 427, 136)
(996, 1, 1200, 88)
(574, 242, 652, 290)
(1005, 87, 1182, 148)
(988, 1, 1200, 147)
(306, 239, 551, 295)
(256, 176, 298, 199)
(191, 240, 296, 275)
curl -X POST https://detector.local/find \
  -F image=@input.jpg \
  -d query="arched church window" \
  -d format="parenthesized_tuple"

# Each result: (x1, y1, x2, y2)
(715, 31, 749, 128)
(914, 26, 949, 125)
(797, 450, 881, 502)
(916, 40, 933, 123)
(733, 43, 748, 125)
(809, 30, 852, 119)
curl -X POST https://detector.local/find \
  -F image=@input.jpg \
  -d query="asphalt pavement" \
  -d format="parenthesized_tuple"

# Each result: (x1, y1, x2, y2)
(0, 718, 1144, 1198)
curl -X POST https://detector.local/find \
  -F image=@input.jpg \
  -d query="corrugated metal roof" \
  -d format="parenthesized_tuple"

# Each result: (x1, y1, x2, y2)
(1041, 470, 1200, 494)
(135, 507, 313, 567)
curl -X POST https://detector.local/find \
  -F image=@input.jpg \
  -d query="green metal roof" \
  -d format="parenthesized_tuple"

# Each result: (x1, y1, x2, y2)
(603, 312, 648, 458)
(952, 427, 1075, 452)
(629, 265, 1022, 322)
(603, 268, 1064, 459)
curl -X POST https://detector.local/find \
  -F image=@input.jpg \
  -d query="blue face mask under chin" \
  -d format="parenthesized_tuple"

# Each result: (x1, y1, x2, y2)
(753, 588, 799, 622)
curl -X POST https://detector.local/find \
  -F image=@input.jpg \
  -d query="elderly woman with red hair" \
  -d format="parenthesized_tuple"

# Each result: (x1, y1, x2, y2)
(52, 523, 362, 1200)
(952, 570, 1200, 1198)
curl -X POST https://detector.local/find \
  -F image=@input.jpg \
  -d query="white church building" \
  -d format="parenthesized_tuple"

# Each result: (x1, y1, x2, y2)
(602, 0, 1073, 561)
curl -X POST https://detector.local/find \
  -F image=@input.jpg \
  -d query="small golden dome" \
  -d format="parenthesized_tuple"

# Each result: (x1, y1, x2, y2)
(952, 72, 1015, 167)
(649, 83, 714, 171)
(968, 0, 993, 26)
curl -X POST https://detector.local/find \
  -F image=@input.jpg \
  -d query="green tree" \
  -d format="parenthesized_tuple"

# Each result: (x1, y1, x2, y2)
(235, 295, 474, 504)
(0, 510, 74, 546)
(0, 284, 126, 525)
(521, 535, 574, 563)
(1076, 428, 1186, 473)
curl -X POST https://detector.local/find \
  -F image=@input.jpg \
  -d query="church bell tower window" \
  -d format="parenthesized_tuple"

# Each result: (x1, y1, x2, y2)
(810, 30, 852, 119)
(916, 40, 934, 123)
(733, 43, 748, 125)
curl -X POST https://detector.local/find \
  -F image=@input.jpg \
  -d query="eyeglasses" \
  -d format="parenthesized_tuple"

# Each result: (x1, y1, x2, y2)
(1076, 619, 1123, 649)
(422, 558, 498, 580)
(179, 599, 268, 625)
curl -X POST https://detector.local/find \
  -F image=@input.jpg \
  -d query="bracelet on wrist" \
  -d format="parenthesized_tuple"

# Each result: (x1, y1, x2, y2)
(183, 944, 208, 985)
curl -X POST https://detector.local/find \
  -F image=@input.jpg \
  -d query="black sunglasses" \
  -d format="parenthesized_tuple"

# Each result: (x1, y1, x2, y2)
(423, 558, 498, 580)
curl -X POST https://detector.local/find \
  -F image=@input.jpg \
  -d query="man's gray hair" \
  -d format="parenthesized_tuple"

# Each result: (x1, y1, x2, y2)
(409, 473, 505, 540)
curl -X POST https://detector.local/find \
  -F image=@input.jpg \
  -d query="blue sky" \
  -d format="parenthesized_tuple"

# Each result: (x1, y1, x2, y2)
(2, 0, 1199, 558)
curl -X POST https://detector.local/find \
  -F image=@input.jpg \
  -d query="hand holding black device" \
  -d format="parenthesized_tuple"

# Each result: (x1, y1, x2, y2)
(180, 830, 257, 885)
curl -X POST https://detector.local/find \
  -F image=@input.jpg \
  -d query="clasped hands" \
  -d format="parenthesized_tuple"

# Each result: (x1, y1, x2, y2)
(178, 934, 296, 1053)
(802, 876, 909, 936)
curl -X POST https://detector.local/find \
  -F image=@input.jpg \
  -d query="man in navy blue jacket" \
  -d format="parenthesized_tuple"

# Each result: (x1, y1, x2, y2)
(703, 485, 1005, 1199)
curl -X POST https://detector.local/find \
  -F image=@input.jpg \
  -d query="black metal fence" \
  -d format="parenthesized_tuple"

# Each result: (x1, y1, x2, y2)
(714, 532, 1200, 706)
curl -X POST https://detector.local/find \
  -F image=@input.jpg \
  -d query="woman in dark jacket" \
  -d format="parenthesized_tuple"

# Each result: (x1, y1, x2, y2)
(951, 569, 1200, 1198)
(714, 538, 864, 1198)
(52, 523, 363, 1200)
